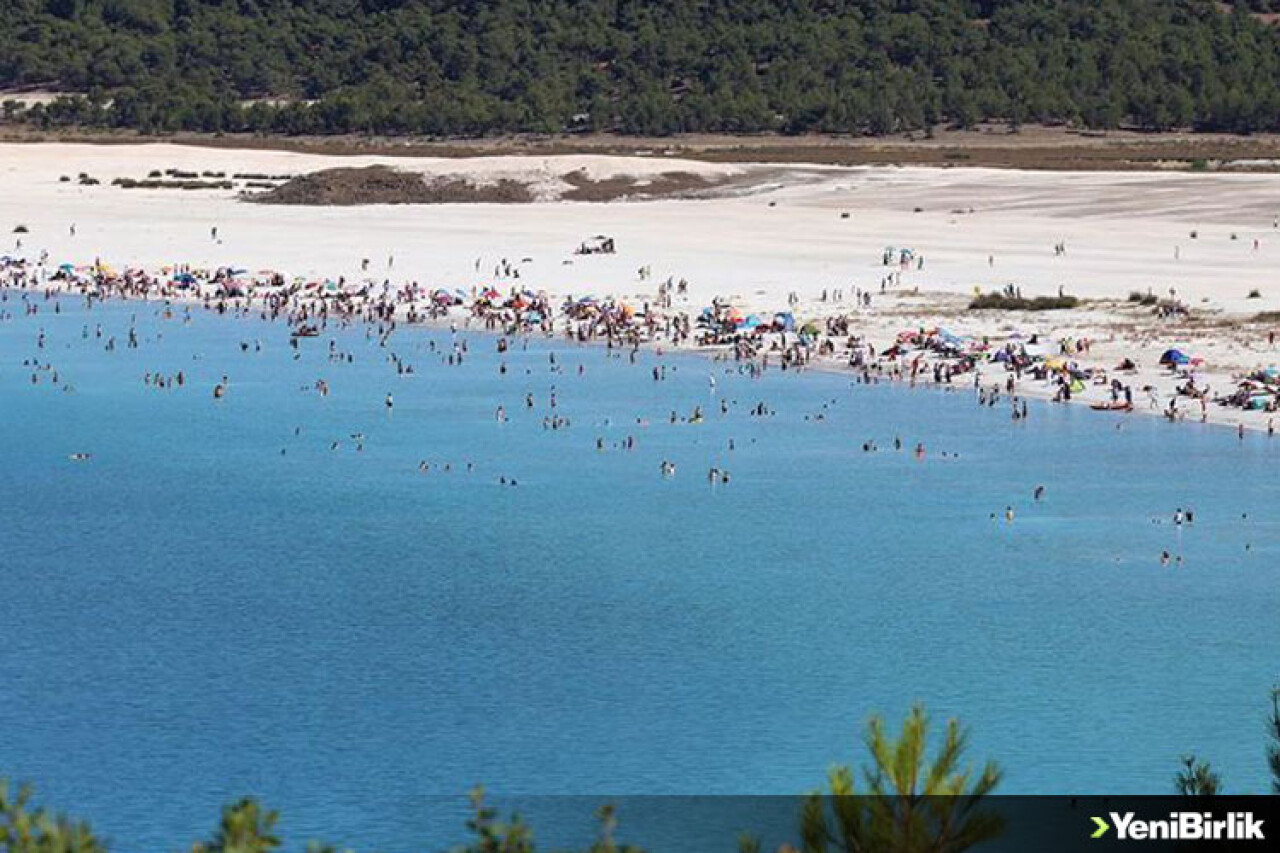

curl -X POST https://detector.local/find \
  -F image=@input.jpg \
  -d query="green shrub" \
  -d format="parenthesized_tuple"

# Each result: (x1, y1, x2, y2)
(969, 293, 1079, 311)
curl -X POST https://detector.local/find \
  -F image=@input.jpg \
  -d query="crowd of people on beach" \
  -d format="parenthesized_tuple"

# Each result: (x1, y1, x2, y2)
(6, 236, 1279, 431)
(1, 239, 1269, 564)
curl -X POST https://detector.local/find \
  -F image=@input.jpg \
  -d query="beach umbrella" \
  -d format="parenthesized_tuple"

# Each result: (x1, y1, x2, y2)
(59, 262, 74, 272)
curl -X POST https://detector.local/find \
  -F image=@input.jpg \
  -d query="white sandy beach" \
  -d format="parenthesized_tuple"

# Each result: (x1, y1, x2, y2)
(6, 141, 1280, 429)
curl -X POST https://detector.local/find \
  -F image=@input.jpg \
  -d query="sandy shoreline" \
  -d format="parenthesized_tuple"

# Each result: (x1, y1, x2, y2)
(6, 141, 1280, 432)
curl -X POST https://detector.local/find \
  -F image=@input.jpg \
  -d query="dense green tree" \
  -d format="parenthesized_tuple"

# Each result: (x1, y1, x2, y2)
(1172, 685, 1280, 795)
(1175, 755, 1222, 797)
(0, 782, 643, 853)
(2, 1, 1280, 136)
(191, 799, 280, 853)
(741, 704, 1003, 853)
(0, 781, 105, 853)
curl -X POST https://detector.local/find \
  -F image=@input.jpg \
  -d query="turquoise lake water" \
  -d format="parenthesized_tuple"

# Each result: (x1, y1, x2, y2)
(2, 291, 1278, 850)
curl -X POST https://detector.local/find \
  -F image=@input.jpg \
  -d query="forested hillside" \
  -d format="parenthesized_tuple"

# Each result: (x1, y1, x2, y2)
(3, 0, 1280, 136)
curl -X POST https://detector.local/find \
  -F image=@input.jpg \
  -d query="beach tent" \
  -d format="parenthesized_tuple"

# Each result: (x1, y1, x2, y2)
(773, 312, 796, 332)
(1160, 348, 1190, 366)
(936, 328, 966, 349)
(743, 314, 762, 329)
(1246, 393, 1273, 410)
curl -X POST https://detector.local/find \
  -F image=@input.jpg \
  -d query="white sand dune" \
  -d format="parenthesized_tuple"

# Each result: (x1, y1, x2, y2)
(3, 143, 1278, 310)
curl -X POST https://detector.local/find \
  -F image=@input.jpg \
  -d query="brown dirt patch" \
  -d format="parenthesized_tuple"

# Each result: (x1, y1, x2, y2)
(560, 169, 718, 201)
(21, 123, 1280, 174)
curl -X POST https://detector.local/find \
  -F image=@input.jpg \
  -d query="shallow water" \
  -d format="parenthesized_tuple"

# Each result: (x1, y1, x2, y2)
(2, 292, 1278, 850)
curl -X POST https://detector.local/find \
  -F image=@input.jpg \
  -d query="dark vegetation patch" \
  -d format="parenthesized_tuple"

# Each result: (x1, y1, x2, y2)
(247, 166, 535, 205)
(969, 294, 1081, 311)
(560, 170, 716, 200)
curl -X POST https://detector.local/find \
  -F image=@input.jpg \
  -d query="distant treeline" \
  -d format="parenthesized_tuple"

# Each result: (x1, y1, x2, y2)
(4, 0, 1280, 136)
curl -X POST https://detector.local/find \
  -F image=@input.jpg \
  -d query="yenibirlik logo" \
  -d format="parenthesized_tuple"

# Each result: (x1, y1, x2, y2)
(1091, 811, 1265, 841)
